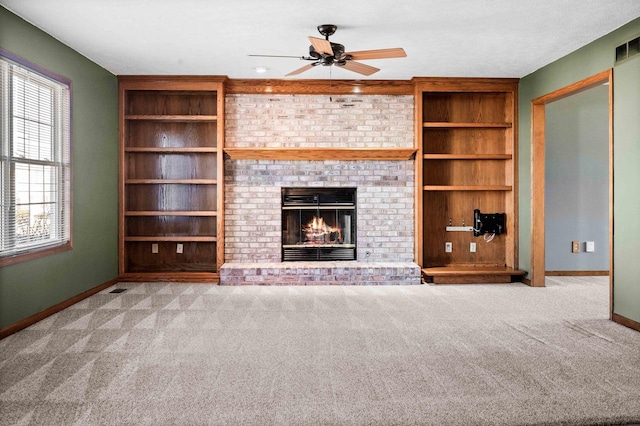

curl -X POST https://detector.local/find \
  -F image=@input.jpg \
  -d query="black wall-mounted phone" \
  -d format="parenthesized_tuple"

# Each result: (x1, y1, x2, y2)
(474, 209, 505, 237)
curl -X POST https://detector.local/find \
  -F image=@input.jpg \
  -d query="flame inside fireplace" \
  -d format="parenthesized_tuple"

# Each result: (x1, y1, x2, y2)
(302, 215, 342, 244)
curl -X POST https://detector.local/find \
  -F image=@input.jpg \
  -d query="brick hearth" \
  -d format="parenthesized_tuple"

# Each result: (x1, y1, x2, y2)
(220, 262, 421, 286)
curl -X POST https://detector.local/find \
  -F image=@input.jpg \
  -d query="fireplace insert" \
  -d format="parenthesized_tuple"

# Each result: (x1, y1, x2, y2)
(281, 187, 356, 261)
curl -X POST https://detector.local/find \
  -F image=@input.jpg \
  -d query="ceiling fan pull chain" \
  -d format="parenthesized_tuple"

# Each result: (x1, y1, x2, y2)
(329, 66, 333, 102)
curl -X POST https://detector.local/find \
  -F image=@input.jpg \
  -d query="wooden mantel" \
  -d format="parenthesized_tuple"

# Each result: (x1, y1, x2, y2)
(225, 79, 413, 95)
(223, 147, 417, 161)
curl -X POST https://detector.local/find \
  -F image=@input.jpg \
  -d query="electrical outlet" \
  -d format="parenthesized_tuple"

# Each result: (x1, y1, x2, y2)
(470, 242, 476, 253)
(571, 241, 580, 253)
(176, 243, 183, 254)
(445, 242, 452, 253)
(151, 243, 158, 254)
(586, 241, 595, 252)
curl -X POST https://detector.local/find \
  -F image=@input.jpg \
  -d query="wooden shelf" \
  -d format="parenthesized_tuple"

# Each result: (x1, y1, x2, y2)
(423, 185, 512, 191)
(125, 179, 217, 185)
(423, 266, 525, 275)
(125, 211, 217, 216)
(125, 236, 217, 242)
(224, 147, 417, 161)
(423, 154, 512, 160)
(423, 122, 512, 128)
(125, 114, 217, 122)
(422, 266, 525, 284)
(125, 147, 218, 153)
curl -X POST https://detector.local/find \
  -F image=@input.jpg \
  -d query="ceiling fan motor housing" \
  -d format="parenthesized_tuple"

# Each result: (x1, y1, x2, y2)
(331, 43, 345, 58)
(309, 42, 346, 63)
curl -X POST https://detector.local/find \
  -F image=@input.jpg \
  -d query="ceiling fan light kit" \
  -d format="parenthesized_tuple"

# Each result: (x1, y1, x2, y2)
(251, 24, 406, 77)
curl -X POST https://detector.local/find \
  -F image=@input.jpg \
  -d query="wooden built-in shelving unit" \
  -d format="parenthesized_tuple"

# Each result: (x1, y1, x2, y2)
(118, 76, 225, 282)
(414, 78, 524, 284)
(115, 76, 525, 284)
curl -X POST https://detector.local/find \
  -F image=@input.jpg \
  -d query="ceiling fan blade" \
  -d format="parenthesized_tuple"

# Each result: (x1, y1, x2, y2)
(308, 36, 334, 56)
(285, 63, 317, 76)
(339, 60, 380, 76)
(345, 48, 407, 60)
(248, 54, 304, 58)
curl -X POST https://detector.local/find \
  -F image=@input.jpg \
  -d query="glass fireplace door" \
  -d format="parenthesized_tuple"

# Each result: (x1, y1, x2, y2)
(282, 188, 356, 261)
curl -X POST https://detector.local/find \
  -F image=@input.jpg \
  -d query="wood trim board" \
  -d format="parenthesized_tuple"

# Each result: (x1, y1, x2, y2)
(0, 278, 120, 340)
(224, 148, 416, 161)
(226, 79, 413, 95)
(530, 69, 613, 292)
(545, 271, 609, 276)
(612, 313, 640, 333)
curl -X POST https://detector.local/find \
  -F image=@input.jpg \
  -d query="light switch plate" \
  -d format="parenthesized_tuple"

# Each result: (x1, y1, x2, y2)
(151, 243, 158, 254)
(586, 241, 595, 252)
(445, 242, 452, 253)
(176, 243, 184, 254)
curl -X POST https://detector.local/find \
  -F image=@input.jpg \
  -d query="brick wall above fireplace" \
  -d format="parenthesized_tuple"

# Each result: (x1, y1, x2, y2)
(225, 94, 413, 149)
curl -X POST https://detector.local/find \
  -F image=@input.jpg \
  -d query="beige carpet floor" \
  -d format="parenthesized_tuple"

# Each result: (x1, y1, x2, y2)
(1, 276, 639, 425)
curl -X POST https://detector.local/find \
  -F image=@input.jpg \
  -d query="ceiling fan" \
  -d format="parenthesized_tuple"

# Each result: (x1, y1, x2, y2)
(250, 24, 406, 77)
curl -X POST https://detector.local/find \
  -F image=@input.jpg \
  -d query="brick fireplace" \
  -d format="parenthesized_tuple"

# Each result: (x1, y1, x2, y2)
(220, 93, 420, 285)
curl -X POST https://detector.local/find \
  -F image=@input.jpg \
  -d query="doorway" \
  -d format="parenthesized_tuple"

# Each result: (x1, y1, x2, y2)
(530, 69, 613, 317)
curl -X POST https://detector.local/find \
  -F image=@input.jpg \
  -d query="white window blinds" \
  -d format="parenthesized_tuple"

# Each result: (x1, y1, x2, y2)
(0, 53, 71, 261)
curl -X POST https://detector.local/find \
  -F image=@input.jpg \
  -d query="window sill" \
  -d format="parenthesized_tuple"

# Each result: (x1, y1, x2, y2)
(0, 242, 72, 267)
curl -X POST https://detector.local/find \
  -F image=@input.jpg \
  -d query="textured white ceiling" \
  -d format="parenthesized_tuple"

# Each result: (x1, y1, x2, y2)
(2, 0, 640, 79)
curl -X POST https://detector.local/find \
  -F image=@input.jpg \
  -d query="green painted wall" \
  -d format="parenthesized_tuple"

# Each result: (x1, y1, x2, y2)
(0, 7, 118, 329)
(611, 50, 640, 322)
(519, 17, 640, 323)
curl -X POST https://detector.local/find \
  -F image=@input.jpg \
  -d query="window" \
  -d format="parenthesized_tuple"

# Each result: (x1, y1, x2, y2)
(0, 51, 71, 266)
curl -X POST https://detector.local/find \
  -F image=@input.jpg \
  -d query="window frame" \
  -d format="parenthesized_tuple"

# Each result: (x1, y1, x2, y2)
(0, 49, 72, 267)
